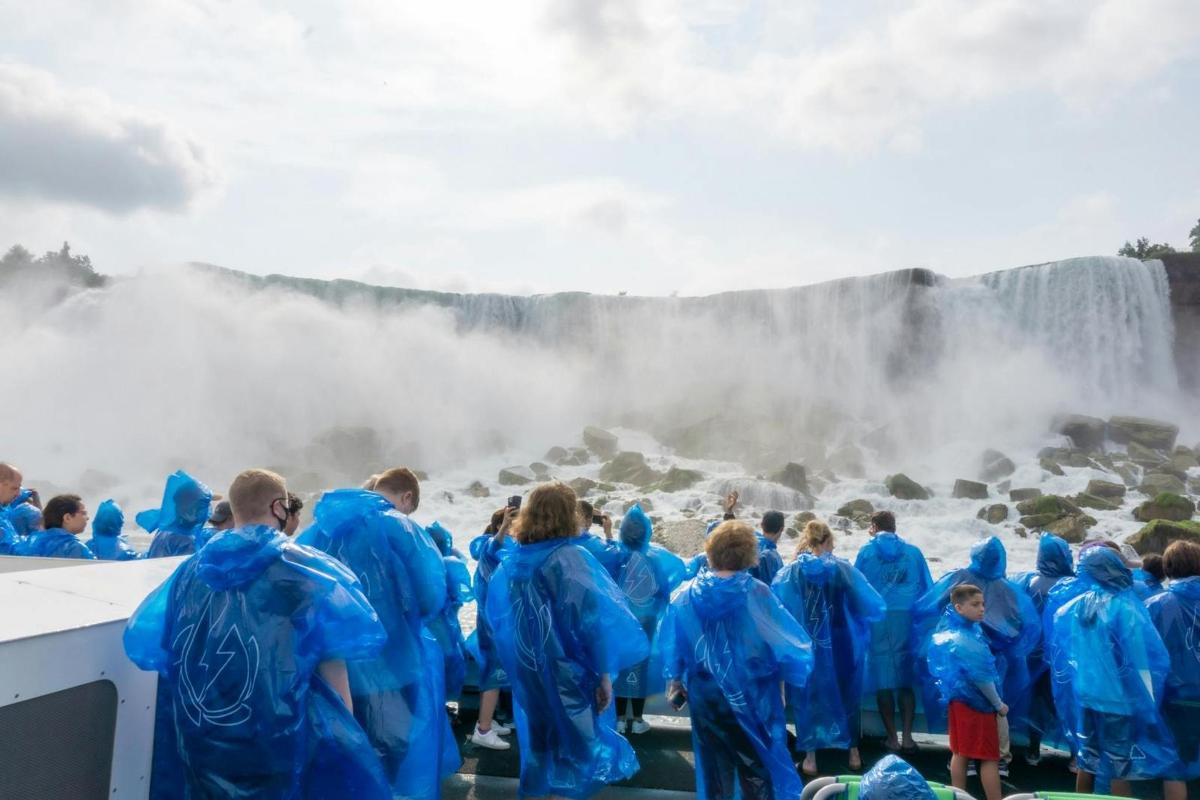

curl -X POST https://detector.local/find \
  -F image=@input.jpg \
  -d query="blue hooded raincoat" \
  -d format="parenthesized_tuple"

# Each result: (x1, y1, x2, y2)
(1146, 575, 1200, 779)
(1048, 547, 1174, 780)
(859, 755, 937, 800)
(608, 505, 687, 699)
(487, 537, 649, 799)
(87, 499, 140, 561)
(1015, 533, 1074, 744)
(139, 471, 213, 559)
(927, 606, 1001, 713)
(914, 537, 1040, 730)
(749, 534, 784, 586)
(296, 489, 457, 798)
(1, 489, 43, 543)
(0, 516, 16, 555)
(123, 525, 390, 799)
(772, 552, 885, 751)
(853, 531, 933, 692)
(17, 528, 96, 559)
(660, 570, 814, 799)
(1132, 568, 1165, 601)
(426, 549, 472, 699)
(468, 529, 516, 691)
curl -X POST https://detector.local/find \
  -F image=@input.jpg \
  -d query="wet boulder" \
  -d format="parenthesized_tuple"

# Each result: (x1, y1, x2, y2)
(465, 481, 490, 498)
(583, 426, 619, 459)
(979, 449, 1016, 482)
(1009, 488, 1043, 502)
(1086, 479, 1126, 499)
(977, 504, 1009, 524)
(1140, 472, 1187, 496)
(1133, 493, 1196, 523)
(499, 466, 535, 486)
(885, 473, 931, 501)
(599, 451, 664, 487)
(568, 477, 598, 497)
(770, 462, 810, 494)
(1072, 493, 1121, 512)
(1129, 519, 1200, 555)
(1055, 414, 1107, 452)
(1107, 415, 1179, 451)
(543, 446, 569, 465)
(953, 479, 989, 500)
(654, 466, 706, 493)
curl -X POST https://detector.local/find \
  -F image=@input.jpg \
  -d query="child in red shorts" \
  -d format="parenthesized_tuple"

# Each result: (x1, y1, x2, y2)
(929, 584, 1008, 800)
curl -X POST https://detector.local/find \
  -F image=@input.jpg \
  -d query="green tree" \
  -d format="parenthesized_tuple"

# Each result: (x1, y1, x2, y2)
(1190, 218, 1200, 253)
(1118, 237, 1177, 259)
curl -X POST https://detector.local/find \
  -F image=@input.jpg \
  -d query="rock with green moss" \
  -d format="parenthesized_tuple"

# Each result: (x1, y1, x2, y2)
(1129, 519, 1200, 555)
(1019, 513, 1060, 530)
(1016, 494, 1081, 518)
(1043, 513, 1097, 544)
(885, 473, 931, 501)
(1133, 493, 1197, 523)
(1108, 415, 1180, 451)
(653, 466, 706, 493)
(1086, 479, 1126, 499)
(1140, 472, 1187, 496)
(976, 504, 1009, 524)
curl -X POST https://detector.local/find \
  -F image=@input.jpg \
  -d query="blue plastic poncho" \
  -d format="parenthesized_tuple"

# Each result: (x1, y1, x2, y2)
(1015, 534, 1074, 745)
(1145, 575, 1200, 779)
(914, 537, 1039, 730)
(487, 537, 649, 799)
(0, 516, 16, 555)
(859, 754, 937, 800)
(853, 532, 933, 692)
(86, 499, 140, 561)
(608, 505, 687, 699)
(16, 528, 96, 559)
(927, 606, 1001, 713)
(139, 471, 213, 559)
(683, 520, 723, 579)
(660, 570, 814, 799)
(772, 553, 885, 751)
(1048, 547, 1175, 780)
(467, 530, 516, 691)
(1, 489, 43, 539)
(575, 530, 622, 572)
(425, 552, 472, 699)
(123, 525, 390, 799)
(1132, 568, 1165, 601)
(295, 489, 455, 796)
(749, 534, 784, 585)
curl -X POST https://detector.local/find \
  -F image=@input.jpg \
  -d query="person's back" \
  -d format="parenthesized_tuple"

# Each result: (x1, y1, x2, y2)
(140, 470, 212, 558)
(86, 499, 140, 561)
(295, 474, 452, 794)
(661, 521, 813, 800)
(124, 469, 389, 799)
(1049, 546, 1174, 791)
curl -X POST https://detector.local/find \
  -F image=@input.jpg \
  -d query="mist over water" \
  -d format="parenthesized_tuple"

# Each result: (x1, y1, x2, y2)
(0, 255, 1191, 566)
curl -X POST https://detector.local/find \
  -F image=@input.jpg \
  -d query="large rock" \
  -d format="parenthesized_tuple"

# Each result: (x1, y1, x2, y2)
(1133, 493, 1197, 523)
(953, 479, 989, 500)
(582, 426, 619, 459)
(1128, 441, 1167, 467)
(1009, 488, 1043, 502)
(977, 504, 1009, 524)
(1086, 479, 1127, 499)
(1172, 450, 1200, 471)
(465, 480, 490, 498)
(559, 447, 591, 466)
(599, 451, 664, 487)
(885, 473, 931, 501)
(1073, 493, 1121, 512)
(1108, 415, 1180, 451)
(714, 479, 813, 511)
(792, 511, 818, 531)
(1043, 514, 1097, 544)
(529, 462, 551, 479)
(979, 449, 1016, 482)
(568, 477, 598, 497)
(1129, 519, 1200, 555)
(654, 466, 706, 493)
(1039, 457, 1065, 477)
(770, 463, 810, 494)
(1140, 472, 1187, 496)
(1016, 494, 1081, 517)
(1019, 513, 1060, 530)
(654, 518, 709, 557)
(1112, 462, 1140, 487)
(499, 466, 535, 486)
(543, 446, 569, 465)
(1056, 414, 1107, 452)
(837, 499, 875, 522)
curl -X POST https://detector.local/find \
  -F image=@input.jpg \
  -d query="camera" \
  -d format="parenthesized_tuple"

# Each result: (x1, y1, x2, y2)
(592, 513, 603, 525)
(507, 495, 522, 510)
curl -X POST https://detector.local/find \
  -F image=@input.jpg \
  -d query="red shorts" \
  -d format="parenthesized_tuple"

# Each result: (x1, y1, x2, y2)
(948, 701, 999, 760)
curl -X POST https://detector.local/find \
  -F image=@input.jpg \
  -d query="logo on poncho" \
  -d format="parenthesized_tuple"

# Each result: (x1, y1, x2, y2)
(514, 594, 553, 671)
(175, 594, 261, 727)
(621, 553, 657, 610)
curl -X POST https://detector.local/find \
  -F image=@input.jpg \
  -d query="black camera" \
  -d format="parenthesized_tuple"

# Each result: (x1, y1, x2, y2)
(507, 495, 522, 510)
(592, 513, 603, 525)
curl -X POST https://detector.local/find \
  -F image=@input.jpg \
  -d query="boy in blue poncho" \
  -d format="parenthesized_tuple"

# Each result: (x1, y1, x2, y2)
(139, 470, 213, 558)
(661, 519, 814, 799)
(124, 468, 391, 799)
(575, 500, 621, 572)
(915, 536, 1039, 768)
(853, 510, 932, 754)
(467, 507, 518, 750)
(928, 584, 1007, 800)
(0, 463, 44, 542)
(1049, 545, 1175, 796)
(608, 504, 686, 735)
(1014, 533, 1073, 763)
(773, 518, 885, 776)
(487, 482, 649, 799)
(17, 494, 96, 559)
(748, 510, 785, 585)
(1145, 540, 1200, 800)
(1133, 554, 1165, 600)
(86, 499, 140, 560)
(296, 468, 458, 799)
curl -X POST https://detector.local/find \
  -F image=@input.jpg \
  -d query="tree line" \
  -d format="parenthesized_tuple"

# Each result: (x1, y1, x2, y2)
(1119, 218, 1200, 260)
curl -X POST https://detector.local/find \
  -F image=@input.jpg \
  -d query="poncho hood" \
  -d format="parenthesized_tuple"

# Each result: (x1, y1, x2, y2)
(619, 504, 652, 551)
(872, 532, 906, 562)
(969, 536, 1007, 580)
(859, 754, 937, 800)
(196, 525, 287, 590)
(136, 470, 212, 534)
(1036, 533, 1074, 578)
(689, 570, 753, 620)
(1171, 576, 1200, 602)
(312, 488, 392, 538)
(798, 552, 835, 583)
(91, 499, 124, 538)
(1078, 546, 1132, 592)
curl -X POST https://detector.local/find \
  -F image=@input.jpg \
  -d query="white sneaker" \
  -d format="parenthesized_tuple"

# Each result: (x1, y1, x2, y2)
(471, 724, 511, 750)
(491, 721, 512, 736)
(629, 718, 651, 735)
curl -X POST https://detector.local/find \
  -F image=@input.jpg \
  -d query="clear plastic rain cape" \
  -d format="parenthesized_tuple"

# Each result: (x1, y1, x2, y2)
(660, 570, 814, 800)
(139, 470, 213, 558)
(487, 537, 649, 798)
(87, 499, 140, 560)
(772, 553, 885, 750)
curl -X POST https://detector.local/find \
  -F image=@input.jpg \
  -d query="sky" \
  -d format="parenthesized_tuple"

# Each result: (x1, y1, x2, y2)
(1, 0, 1198, 296)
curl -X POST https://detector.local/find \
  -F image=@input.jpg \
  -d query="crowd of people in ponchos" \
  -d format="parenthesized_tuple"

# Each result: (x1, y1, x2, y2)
(1, 459, 1197, 800)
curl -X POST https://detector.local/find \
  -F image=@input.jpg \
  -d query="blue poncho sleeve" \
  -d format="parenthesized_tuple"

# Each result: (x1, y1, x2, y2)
(684, 552, 708, 579)
(123, 561, 190, 673)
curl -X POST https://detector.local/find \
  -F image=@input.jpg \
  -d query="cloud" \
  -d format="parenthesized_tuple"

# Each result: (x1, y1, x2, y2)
(0, 62, 220, 213)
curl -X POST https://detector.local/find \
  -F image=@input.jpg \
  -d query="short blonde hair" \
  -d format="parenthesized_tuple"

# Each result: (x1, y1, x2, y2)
(705, 520, 758, 572)
(229, 469, 287, 523)
(515, 482, 577, 545)
(798, 519, 834, 557)
(374, 467, 420, 506)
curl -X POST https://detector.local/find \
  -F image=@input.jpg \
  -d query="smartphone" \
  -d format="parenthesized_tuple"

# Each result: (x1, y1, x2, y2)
(668, 690, 687, 711)
(507, 495, 522, 510)
(592, 513, 603, 525)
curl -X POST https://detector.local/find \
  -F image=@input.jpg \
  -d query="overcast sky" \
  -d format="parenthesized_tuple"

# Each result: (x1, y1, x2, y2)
(1, 1, 1198, 295)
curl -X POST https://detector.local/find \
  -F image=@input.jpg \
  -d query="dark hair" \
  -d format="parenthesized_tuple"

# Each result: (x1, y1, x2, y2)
(871, 510, 896, 532)
(1164, 541, 1200, 580)
(951, 583, 983, 606)
(485, 508, 506, 535)
(577, 499, 594, 520)
(1141, 553, 1165, 582)
(722, 512, 736, 521)
(761, 510, 785, 535)
(515, 482, 578, 545)
(706, 520, 759, 571)
(43, 494, 83, 530)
